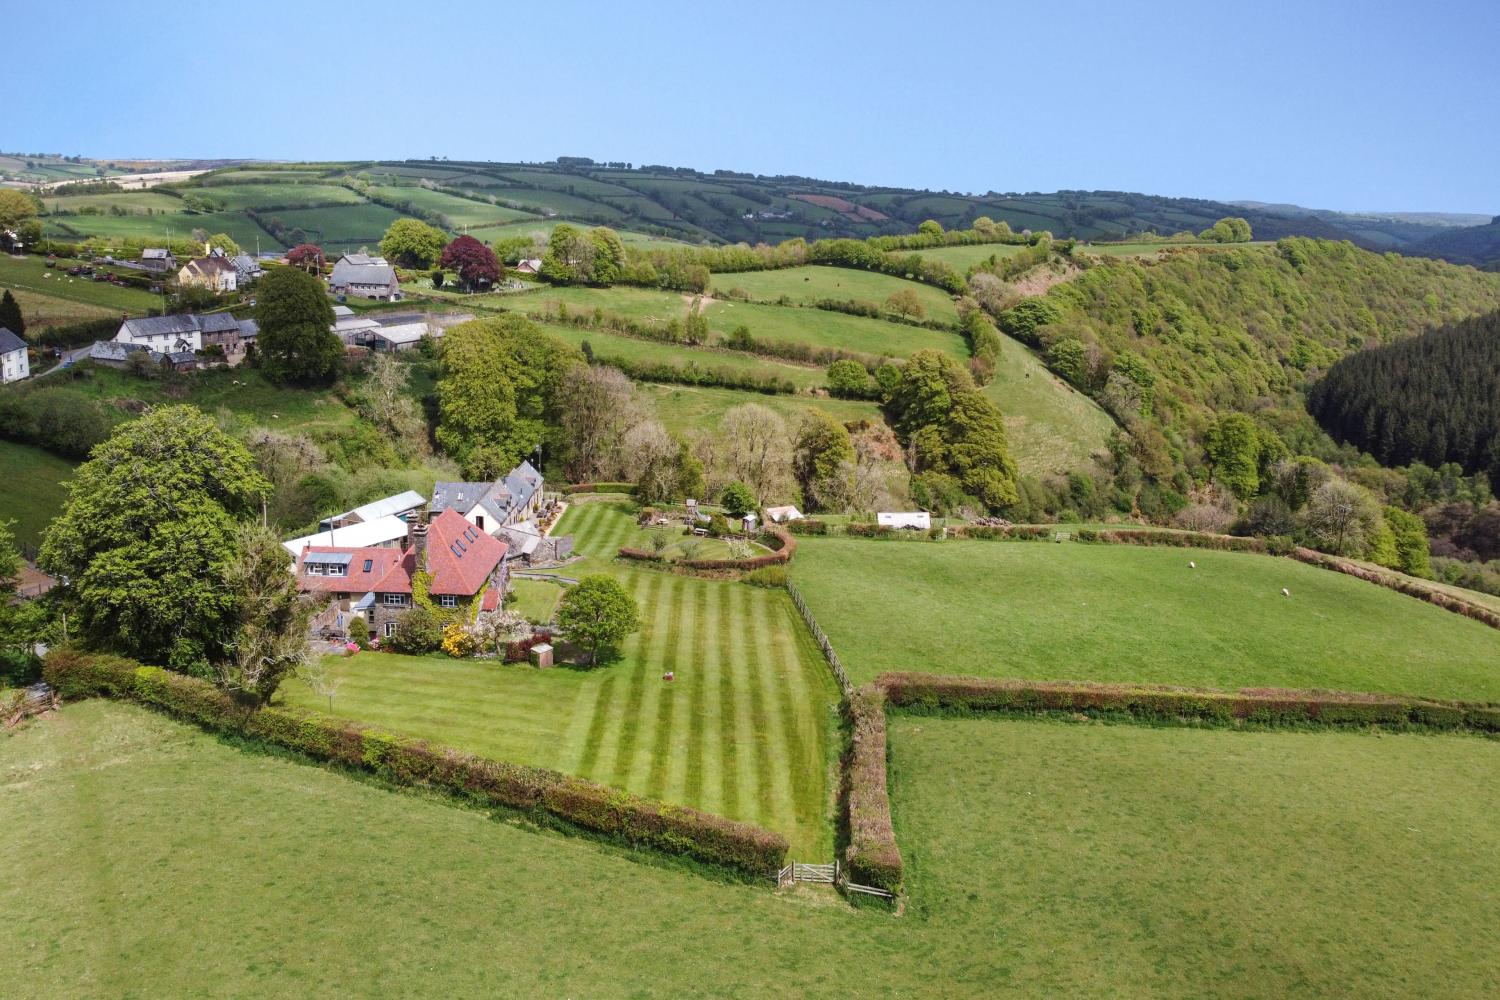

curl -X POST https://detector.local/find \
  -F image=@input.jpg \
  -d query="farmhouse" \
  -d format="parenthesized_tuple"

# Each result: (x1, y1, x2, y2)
(0, 326, 29, 383)
(113, 312, 253, 355)
(431, 460, 545, 535)
(295, 509, 509, 640)
(199, 315, 259, 363)
(281, 514, 413, 557)
(329, 253, 399, 300)
(140, 247, 176, 272)
(178, 254, 238, 293)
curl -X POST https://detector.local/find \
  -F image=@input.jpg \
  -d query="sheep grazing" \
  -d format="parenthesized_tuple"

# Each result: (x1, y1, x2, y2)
(1188, 560, 1196, 569)
(662, 671, 675, 682)
(1281, 588, 1291, 597)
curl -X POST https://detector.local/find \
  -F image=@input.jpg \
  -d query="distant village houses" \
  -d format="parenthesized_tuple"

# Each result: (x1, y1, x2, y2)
(178, 252, 238, 293)
(140, 247, 176, 272)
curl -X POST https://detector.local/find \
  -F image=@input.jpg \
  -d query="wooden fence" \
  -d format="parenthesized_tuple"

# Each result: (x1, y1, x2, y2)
(775, 858, 894, 899)
(786, 580, 852, 699)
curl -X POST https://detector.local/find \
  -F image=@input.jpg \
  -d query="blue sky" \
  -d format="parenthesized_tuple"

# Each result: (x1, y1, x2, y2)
(7, 0, 1497, 212)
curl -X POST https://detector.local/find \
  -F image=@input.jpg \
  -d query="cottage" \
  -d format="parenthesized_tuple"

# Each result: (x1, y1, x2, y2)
(199, 315, 259, 363)
(230, 254, 264, 285)
(513, 258, 543, 275)
(295, 509, 510, 641)
(140, 248, 177, 272)
(431, 460, 545, 535)
(329, 253, 400, 300)
(115, 314, 207, 353)
(178, 254, 238, 293)
(0, 327, 28, 384)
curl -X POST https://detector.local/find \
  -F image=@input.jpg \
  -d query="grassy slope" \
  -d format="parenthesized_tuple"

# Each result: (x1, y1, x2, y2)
(10, 701, 1498, 998)
(984, 330, 1117, 475)
(538, 321, 829, 390)
(890, 716, 1500, 997)
(907, 242, 1031, 269)
(367, 186, 540, 227)
(0, 440, 75, 548)
(45, 210, 283, 251)
(284, 500, 838, 856)
(711, 265, 959, 323)
(791, 537, 1500, 699)
(637, 383, 879, 436)
(0, 254, 163, 316)
(512, 285, 966, 359)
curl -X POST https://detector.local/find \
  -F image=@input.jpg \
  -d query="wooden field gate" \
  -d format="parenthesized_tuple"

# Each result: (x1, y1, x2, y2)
(776, 860, 894, 900)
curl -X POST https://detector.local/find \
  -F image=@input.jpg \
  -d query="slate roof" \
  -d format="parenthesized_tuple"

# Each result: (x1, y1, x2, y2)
(430, 460, 543, 527)
(142, 248, 173, 260)
(182, 255, 236, 275)
(430, 480, 495, 516)
(0, 327, 25, 355)
(330, 256, 398, 289)
(118, 314, 203, 340)
(89, 340, 156, 363)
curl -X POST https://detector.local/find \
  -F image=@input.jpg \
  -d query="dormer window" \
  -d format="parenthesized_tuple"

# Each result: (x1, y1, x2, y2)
(362, 559, 373, 572)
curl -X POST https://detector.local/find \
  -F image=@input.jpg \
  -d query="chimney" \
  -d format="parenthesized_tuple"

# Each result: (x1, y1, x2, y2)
(408, 511, 429, 570)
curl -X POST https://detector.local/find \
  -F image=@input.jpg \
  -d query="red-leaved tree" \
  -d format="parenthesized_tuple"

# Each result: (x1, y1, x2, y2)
(439, 236, 502, 292)
(285, 244, 325, 273)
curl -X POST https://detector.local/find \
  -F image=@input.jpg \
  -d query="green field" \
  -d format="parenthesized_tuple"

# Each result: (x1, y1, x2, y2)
(367, 186, 540, 228)
(792, 537, 1500, 699)
(983, 329, 1118, 475)
(11, 699, 1497, 997)
(45, 210, 282, 251)
(889, 716, 1500, 997)
(263, 204, 405, 249)
(41, 363, 362, 439)
(0, 254, 163, 316)
(514, 285, 966, 360)
(637, 382, 880, 436)
(283, 499, 838, 855)
(907, 242, 1031, 269)
(540, 322, 829, 391)
(508, 576, 563, 623)
(0, 440, 75, 548)
(711, 265, 959, 323)
(202, 183, 365, 212)
(41, 190, 182, 214)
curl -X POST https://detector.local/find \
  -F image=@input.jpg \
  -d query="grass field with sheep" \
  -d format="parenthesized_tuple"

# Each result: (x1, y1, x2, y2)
(791, 535, 1500, 700)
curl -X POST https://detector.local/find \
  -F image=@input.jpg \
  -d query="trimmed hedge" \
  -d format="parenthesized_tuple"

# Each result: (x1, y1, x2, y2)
(562, 482, 636, 495)
(844, 684, 904, 895)
(1096, 529, 1267, 553)
(43, 650, 788, 876)
(874, 673, 1500, 732)
(619, 522, 797, 573)
(1291, 548, 1500, 632)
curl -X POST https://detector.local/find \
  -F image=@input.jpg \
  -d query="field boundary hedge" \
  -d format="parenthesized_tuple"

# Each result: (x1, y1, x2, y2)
(43, 650, 788, 877)
(1291, 548, 1500, 631)
(618, 522, 797, 573)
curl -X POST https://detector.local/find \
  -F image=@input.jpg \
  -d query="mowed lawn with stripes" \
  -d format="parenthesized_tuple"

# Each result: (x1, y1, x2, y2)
(283, 499, 839, 856)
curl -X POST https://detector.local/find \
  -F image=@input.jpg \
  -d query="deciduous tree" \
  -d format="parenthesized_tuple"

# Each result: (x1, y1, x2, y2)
(254, 266, 341, 384)
(556, 574, 639, 665)
(439, 235, 502, 291)
(381, 218, 448, 268)
(39, 407, 270, 674)
(218, 522, 314, 704)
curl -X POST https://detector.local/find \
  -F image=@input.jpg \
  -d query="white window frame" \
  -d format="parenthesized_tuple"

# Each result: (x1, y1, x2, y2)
(383, 593, 406, 607)
(439, 594, 457, 608)
(384, 622, 396, 638)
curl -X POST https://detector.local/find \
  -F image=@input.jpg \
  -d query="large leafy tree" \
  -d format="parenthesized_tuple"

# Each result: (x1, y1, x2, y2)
(254, 266, 341, 383)
(439, 235, 502, 291)
(435, 316, 583, 473)
(285, 243, 325, 272)
(39, 406, 270, 675)
(556, 574, 639, 665)
(887, 350, 1018, 512)
(793, 410, 855, 511)
(0, 189, 40, 229)
(380, 218, 448, 269)
(206, 232, 241, 256)
(1204, 413, 1261, 498)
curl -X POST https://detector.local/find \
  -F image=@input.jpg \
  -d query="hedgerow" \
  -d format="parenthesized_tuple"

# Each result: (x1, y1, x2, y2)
(844, 684, 903, 894)
(874, 673, 1500, 732)
(43, 650, 789, 876)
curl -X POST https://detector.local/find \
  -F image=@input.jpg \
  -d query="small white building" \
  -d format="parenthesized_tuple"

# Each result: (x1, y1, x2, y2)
(878, 511, 931, 531)
(764, 505, 803, 523)
(0, 327, 29, 383)
(513, 258, 543, 275)
(321, 490, 426, 530)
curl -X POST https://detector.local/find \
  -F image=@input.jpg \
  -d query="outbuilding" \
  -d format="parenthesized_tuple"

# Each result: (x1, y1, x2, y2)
(877, 511, 931, 531)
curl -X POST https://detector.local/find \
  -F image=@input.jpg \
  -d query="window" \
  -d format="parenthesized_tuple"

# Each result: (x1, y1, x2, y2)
(362, 559, 373, 573)
(383, 593, 406, 606)
(306, 564, 323, 576)
(474, 516, 484, 531)
(327, 565, 346, 577)
(384, 622, 396, 638)
(439, 595, 457, 608)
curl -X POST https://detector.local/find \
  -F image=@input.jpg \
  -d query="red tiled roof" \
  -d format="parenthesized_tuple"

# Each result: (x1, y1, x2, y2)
(425, 508, 508, 595)
(296, 546, 409, 593)
(480, 588, 500, 611)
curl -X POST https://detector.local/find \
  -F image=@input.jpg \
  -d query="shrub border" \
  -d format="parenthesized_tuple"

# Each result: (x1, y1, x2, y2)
(43, 649, 788, 878)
